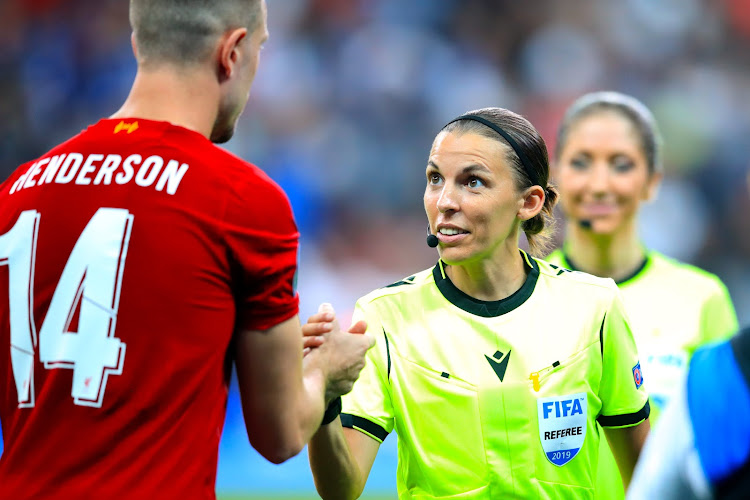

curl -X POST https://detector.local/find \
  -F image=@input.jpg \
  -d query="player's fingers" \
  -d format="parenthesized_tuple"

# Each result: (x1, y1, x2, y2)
(348, 320, 368, 335)
(306, 311, 333, 324)
(303, 335, 325, 350)
(318, 302, 335, 315)
(302, 321, 333, 336)
(317, 303, 342, 332)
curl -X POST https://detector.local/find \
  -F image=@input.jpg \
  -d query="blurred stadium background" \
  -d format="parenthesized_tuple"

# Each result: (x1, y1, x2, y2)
(1, 0, 750, 498)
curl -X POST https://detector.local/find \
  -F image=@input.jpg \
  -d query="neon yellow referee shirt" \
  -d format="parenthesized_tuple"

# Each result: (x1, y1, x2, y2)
(547, 248, 738, 500)
(341, 252, 649, 499)
(547, 249, 737, 421)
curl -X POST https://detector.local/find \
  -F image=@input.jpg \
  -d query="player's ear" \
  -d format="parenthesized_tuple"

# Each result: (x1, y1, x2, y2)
(218, 28, 248, 79)
(130, 32, 138, 60)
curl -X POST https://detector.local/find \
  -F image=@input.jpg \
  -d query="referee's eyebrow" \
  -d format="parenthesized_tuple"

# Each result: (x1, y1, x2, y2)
(427, 160, 491, 174)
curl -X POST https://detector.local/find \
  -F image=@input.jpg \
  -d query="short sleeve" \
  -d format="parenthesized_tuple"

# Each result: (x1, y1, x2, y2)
(340, 299, 394, 443)
(697, 277, 738, 346)
(598, 287, 650, 428)
(223, 173, 299, 331)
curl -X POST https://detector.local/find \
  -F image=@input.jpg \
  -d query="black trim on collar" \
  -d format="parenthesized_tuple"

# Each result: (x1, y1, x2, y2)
(561, 252, 650, 286)
(598, 400, 651, 428)
(432, 253, 539, 317)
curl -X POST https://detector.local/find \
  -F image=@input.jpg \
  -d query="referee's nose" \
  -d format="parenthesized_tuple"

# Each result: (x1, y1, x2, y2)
(436, 181, 460, 213)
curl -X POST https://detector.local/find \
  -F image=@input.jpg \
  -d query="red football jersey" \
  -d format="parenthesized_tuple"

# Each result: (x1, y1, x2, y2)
(0, 119, 299, 499)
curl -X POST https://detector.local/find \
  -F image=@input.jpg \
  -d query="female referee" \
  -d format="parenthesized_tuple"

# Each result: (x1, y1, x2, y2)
(304, 107, 650, 499)
(547, 91, 739, 499)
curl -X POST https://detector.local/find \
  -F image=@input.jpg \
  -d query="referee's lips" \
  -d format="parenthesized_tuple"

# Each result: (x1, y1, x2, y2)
(436, 224, 470, 244)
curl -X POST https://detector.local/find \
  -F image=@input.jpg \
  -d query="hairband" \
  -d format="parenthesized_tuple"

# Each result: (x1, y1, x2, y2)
(445, 114, 543, 188)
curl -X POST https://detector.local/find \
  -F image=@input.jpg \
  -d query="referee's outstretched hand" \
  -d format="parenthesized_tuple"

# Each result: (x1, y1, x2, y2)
(304, 303, 373, 404)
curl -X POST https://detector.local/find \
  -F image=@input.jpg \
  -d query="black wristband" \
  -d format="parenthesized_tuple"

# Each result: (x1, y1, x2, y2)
(321, 396, 342, 426)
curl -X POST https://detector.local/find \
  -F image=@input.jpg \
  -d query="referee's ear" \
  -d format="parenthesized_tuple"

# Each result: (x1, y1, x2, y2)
(642, 171, 663, 202)
(517, 184, 545, 222)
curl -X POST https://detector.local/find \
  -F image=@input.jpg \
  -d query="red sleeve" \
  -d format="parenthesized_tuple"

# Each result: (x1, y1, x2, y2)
(222, 169, 299, 331)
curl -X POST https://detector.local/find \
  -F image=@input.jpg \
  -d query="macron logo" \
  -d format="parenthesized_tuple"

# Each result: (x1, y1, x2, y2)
(485, 349, 511, 382)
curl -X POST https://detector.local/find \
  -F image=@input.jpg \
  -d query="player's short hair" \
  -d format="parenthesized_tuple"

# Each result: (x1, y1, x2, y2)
(130, 0, 263, 66)
(441, 107, 558, 257)
(555, 91, 663, 175)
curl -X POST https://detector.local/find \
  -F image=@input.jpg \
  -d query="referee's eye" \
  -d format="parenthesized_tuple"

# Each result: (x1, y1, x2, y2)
(428, 173, 442, 185)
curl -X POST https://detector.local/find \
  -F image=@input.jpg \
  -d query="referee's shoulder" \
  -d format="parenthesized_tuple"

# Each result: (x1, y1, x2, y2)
(648, 251, 729, 293)
(536, 257, 619, 293)
(357, 267, 435, 305)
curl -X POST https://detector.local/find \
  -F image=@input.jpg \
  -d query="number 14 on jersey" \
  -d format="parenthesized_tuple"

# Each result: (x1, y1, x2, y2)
(1, 208, 132, 408)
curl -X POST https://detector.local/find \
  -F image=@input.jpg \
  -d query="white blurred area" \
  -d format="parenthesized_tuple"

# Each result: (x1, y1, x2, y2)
(2, 0, 750, 495)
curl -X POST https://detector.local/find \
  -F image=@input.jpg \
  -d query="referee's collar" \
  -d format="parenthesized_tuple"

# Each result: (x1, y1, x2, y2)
(433, 251, 539, 317)
(561, 250, 651, 286)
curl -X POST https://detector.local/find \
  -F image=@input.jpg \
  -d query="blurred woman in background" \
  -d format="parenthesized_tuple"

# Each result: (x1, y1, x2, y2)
(548, 91, 739, 499)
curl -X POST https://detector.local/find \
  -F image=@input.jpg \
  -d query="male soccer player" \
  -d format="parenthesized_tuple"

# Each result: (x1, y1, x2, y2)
(0, 1, 373, 498)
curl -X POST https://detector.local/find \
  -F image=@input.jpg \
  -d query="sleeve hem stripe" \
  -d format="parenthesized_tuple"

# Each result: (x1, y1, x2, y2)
(340, 414, 389, 442)
(598, 400, 650, 427)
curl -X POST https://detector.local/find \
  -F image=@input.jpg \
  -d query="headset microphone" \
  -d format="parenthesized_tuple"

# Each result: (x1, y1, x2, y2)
(578, 219, 592, 230)
(426, 224, 439, 248)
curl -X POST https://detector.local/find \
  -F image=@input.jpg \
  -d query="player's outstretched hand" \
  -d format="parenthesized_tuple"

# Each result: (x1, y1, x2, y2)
(302, 305, 368, 354)
(305, 303, 373, 402)
(302, 309, 333, 355)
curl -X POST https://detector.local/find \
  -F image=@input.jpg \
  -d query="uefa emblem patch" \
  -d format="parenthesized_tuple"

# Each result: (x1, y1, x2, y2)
(632, 362, 644, 389)
(537, 393, 587, 467)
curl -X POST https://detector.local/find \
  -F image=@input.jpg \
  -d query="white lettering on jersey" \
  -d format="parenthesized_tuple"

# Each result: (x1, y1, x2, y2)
(56, 153, 84, 184)
(10, 153, 189, 196)
(117, 154, 140, 184)
(93, 154, 122, 185)
(75, 154, 104, 185)
(23, 158, 48, 189)
(10, 162, 34, 194)
(134, 155, 163, 187)
(537, 392, 587, 466)
(155, 160, 190, 195)
(38, 155, 67, 185)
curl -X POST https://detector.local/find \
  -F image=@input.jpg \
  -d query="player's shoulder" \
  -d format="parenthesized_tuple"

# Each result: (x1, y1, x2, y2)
(203, 143, 282, 192)
(139, 121, 292, 211)
(0, 127, 86, 195)
(356, 267, 436, 306)
(97, 118, 282, 193)
(648, 251, 728, 294)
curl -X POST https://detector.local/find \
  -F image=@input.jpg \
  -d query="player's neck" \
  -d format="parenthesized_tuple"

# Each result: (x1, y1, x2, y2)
(112, 66, 219, 139)
(446, 241, 528, 302)
(564, 222, 645, 282)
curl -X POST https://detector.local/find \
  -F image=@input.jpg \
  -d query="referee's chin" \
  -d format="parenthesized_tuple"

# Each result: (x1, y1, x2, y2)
(438, 251, 474, 267)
